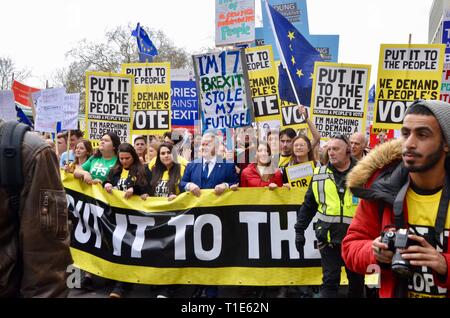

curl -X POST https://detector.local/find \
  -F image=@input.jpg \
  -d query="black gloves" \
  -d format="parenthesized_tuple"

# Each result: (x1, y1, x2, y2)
(295, 229, 305, 252)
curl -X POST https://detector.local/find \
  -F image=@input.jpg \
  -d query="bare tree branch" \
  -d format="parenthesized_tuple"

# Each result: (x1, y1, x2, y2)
(0, 57, 31, 90)
(51, 23, 191, 112)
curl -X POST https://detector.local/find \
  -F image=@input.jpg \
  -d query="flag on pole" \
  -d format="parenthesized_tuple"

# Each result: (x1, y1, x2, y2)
(264, 1, 323, 106)
(132, 23, 158, 63)
(15, 105, 34, 128)
(11, 80, 40, 108)
(368, 84, 376, 103)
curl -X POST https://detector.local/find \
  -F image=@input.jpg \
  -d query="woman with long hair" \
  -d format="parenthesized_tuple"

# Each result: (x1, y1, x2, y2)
(104, 143, 152, 200)
(145, 139, 160, 163)
(64, 140, 93, 173)
(148, 142, 185, 298)
(280, 133, 317, 298)
(149, 143, 185, 201)
(239, 142, 283, 189)
(102, 143, 151, 298)
(281, 134, 317, 187)
(235, 142, 282, 297)
(73, 132, 121, 292)
(74, 132, 120, 184)
(290, 134, 315, 164)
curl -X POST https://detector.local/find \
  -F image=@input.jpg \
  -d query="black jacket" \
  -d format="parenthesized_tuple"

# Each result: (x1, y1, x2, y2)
(105, 166, 152, 195)
(296, 158, 357, 238)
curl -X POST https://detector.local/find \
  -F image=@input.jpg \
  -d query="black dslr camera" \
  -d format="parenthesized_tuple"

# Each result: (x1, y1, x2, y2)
(380, 228, 417, 277)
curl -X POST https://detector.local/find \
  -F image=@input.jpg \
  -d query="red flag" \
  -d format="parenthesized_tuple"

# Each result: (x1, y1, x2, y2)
(369, 125, 395, 148)
(11, 80, 41, 107)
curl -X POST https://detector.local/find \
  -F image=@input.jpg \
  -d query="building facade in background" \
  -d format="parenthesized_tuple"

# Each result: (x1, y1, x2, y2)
(429, 0, 450, 102)
(429, 0, 450, 44)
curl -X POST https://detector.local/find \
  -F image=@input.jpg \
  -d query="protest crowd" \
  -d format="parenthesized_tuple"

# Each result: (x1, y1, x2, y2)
(1, 1, 450, 300)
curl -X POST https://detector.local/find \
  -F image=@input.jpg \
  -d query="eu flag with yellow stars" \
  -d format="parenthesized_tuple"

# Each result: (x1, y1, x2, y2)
(368, 84, 376, 103)
(265, 2, 323, 106)
(15, 105, 33, 128)
(132, 23, 158, 63)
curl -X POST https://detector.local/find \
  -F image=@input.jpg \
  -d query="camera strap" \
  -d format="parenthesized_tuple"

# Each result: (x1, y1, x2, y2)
(434, 173, 449, 249)
(391, 171, 449, 298)
(393, 173, 449, 249)
(392, 178, 410, 229)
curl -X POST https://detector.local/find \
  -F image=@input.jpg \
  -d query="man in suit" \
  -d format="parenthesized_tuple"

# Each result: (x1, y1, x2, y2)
(180, 132, 239, 196)
(179, 132, 239, 298)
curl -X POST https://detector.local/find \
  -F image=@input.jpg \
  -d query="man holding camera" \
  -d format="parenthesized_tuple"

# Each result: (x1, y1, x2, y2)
(343, 100, 450, 298)
(295, 134, 365, 298)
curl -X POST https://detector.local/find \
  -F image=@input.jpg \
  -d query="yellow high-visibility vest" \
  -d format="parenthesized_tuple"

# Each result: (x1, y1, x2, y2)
(311, 165, 358, 225)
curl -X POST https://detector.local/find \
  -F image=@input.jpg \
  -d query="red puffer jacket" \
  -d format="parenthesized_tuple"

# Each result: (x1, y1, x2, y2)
(342, 139, 450, 298)
(240, 163, 283, 188)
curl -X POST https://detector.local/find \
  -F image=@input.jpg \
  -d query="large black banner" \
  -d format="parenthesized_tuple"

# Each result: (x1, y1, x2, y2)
(64, 173, 325, 286)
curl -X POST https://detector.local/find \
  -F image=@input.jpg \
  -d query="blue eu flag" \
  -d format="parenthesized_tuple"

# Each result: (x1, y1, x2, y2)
(368, 84, 376, 103)
(265, 2, 323, 106)
(132, 23, 158, 63)
(15, 105, 33, 128)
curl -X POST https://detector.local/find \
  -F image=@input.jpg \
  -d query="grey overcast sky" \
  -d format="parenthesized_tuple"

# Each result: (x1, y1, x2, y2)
(0, 0, 434, 87)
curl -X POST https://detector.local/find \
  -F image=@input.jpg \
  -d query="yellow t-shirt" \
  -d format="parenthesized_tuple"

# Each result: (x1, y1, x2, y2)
(153, 165, 186, 197)
(278, 155, 292, 167)
(405, 188, 449, 298)
(148, 155, 189, 170)
(116, 169, 130, 191)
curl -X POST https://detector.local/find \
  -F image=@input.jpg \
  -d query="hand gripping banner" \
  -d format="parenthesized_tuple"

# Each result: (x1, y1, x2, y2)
(63, 173, 330, 286)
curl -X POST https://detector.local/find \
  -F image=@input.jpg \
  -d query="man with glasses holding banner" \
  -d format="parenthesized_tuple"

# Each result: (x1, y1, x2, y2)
(294, 134, 364, 298)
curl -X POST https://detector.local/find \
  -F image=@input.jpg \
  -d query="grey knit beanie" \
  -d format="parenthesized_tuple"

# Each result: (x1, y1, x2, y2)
(406, 100, 450, 145)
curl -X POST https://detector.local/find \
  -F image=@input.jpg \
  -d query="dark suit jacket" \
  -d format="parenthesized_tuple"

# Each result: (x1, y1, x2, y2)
(179, 157, 239, 191)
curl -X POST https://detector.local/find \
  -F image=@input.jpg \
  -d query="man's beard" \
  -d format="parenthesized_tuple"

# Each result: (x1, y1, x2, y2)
(403, 141, 444, 173)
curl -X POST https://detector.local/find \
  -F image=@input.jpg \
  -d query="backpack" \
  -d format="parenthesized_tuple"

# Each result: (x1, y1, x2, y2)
(0, 121, 30, 214)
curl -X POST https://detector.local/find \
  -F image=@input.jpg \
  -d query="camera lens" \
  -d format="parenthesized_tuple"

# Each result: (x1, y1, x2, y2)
(391, 251, 412, 277)
(381, 231, 396, 251)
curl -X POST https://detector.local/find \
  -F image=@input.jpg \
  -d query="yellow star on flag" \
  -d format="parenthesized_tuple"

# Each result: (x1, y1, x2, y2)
(291, 55, 296, 65)
(296, 69, 304, 78)
(309, 73, 315, 80)
(287, 31, 295, 41)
